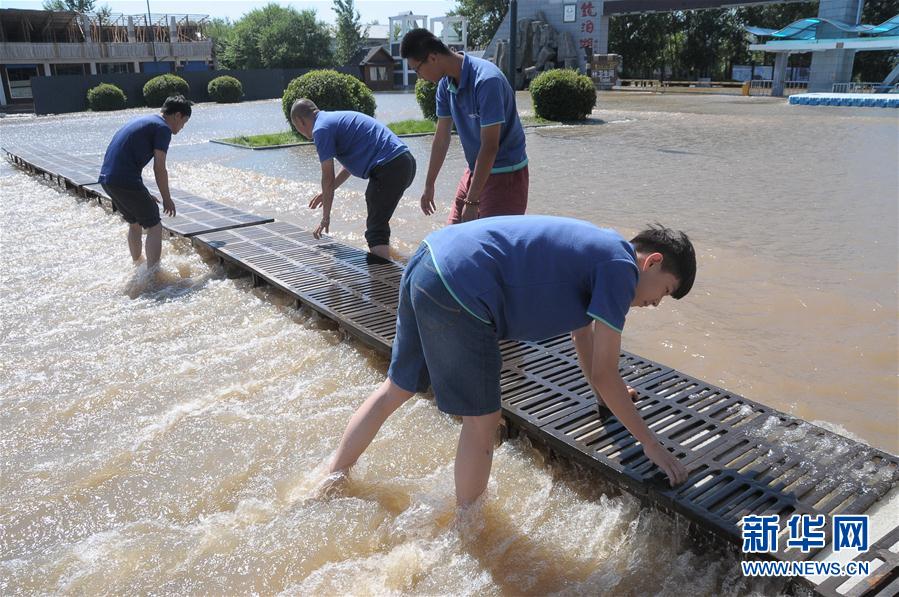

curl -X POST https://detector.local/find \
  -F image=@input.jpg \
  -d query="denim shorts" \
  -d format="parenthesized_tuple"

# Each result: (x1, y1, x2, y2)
(387, 243, 503, 416)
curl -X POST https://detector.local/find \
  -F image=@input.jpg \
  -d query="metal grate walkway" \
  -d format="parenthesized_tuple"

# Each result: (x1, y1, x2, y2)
(3, 144, 102, 186)
(86, 183, 274, 237)
(6, 143, 898, 596)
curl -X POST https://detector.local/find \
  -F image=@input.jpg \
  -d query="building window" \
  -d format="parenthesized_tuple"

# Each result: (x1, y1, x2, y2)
(370, 66, 389, 81)
(5, 65, 40, 99)
(98, 63, 133, 74)
(51, 64, 87, 76)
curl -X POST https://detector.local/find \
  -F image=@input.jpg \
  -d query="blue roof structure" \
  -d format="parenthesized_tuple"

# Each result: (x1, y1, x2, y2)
(746, 14, 899, 40)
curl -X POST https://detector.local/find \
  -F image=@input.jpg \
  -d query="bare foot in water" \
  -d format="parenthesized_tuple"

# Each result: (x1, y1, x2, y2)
(312, 471, 349, 500)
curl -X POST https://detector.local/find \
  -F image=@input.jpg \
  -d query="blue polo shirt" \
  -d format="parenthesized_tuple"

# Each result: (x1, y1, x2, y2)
(435, 54, 527, 174)
(423, 215, 638, 341)
(312, 110, 409, 179)
(99, 114, 172, 188)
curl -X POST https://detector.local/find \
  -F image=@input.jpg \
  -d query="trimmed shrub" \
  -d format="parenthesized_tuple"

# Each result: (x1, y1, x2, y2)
(415, 78, 438, 121)
(143, 74, 190, 108)
(282, 69, 375, 132)
(529, 69, 597, 121)
(208, 75, 243, 103)
(87, 83, 127, 111)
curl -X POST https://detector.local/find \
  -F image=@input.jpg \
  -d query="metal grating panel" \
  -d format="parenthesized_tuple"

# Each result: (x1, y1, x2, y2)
(814, 526, 899, 597)
(194, 222, 405, 350)
(3, 144, 102, 185)
(501, 335, 899, 566)
(84, 183, 274, 237)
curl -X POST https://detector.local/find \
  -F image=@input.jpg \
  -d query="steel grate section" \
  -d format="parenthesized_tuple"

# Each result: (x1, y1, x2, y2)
(194, 222, 405, 350)
(500, 335, 899, 563)
(84, 183, 274, 237)
(4, 144, 102, 185)
(814, 526, 899, 597)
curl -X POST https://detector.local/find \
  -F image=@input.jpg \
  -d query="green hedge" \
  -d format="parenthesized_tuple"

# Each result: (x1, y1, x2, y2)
(86, 83, 127, 111)
(529, 69, 596, 121)
(143, 74, 190, 108)
(415, 78, 438, 121)
(282, 70, 375, 132)
(207, 75, 243, 103)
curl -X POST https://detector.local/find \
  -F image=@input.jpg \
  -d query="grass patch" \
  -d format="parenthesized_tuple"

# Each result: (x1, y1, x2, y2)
(216, 115, 560, 148)
(219, 130, 309, 147)
(387, 119, 437, 135)
(521, 115, 554, 126)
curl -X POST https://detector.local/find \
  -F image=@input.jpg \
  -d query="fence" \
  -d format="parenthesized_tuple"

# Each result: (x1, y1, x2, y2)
(832, 82, 899, 93)
(748, 80, 809, 96)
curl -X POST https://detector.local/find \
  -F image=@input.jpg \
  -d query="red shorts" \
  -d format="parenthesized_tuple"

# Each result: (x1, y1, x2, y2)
(447, 165, 529, 225)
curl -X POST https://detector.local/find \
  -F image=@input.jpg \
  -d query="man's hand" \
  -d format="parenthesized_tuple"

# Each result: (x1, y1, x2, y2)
(420, 185, 436, 215)
(162, 196, 176, 217)
(460, 201, 479, 222)
(313, 217, 330, 239)
(309, 193, 324, 210)
(643, 441, 688, 488)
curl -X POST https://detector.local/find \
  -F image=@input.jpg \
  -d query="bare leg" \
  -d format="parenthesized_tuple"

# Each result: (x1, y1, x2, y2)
(329, 379, 415, 473)
(369, 244, 390, 260)
(455, 410, 502, 507)
(145, 223, 163, 268)
(127, 223, 143, 262)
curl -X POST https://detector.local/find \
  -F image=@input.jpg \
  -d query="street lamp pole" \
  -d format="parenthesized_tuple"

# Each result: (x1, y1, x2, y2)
(508, 0, 517, 88)
(146, 0, 157, 64)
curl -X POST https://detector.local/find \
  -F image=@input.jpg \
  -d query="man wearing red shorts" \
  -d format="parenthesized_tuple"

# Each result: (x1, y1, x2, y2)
(401, 28, 528, 224)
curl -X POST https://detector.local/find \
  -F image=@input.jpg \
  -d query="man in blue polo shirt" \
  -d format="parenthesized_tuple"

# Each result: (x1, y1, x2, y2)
(99, 95, 190, 269)
(290, 99, 416, 260)
(401, 28, 528, 224)
(327, 217, 697, 506)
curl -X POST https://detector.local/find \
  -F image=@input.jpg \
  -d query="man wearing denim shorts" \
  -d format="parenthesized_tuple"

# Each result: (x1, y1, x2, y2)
(401, 28, 528, 224)
(290, 99, 417, 260)
(99, 95, 191, 268)
(328, 216, 697, 506)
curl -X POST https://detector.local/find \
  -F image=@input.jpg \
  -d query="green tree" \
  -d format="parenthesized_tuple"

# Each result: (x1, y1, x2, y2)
(207, 18, 235, 68)
(853, 0, 899, 82)
(609, 13, 673, 78)
(450, 0, 507, 48)
(334, 0, 366, 65)
(223, 4, 332, 70)
(42, 0, 95, 11)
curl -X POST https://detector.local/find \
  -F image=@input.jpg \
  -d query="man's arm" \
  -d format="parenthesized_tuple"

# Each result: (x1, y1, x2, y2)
(589, 322, 688, 487)
(152, 149, 175, 217)
(311, 158, 336, 239)
(573, 323, 638, 402)
(420, 117, 453, 215)
(459, 123, 500, 222)
(334, 166, 352, 189)
(310, 165, 352, 210)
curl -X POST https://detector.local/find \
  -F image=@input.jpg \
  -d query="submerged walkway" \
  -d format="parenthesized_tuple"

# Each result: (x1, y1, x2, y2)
(5, 144, 898, 596)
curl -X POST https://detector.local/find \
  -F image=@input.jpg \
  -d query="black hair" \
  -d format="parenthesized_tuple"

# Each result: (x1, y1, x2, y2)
(161, 95, 192, 118)
(630, 224, 696, 299)
(400, 28, 452, 62)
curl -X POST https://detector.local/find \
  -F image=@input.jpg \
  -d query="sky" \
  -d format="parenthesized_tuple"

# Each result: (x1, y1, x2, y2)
(1, 0, 457, 25)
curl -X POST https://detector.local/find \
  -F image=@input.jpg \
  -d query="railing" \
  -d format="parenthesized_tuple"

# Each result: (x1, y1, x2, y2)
(832, 82, 899, 93)
(748, 79, 809, 96)
(618, 78, 662, 88)
(618, 79, 747, 90)
(0, 41, 212, 62)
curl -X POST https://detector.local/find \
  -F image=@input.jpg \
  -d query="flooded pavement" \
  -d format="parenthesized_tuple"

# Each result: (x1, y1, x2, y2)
(1, 91, 896, 594)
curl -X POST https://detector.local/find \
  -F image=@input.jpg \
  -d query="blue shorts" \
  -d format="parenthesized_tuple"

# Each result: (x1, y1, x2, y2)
(387, 244, 503, 416)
